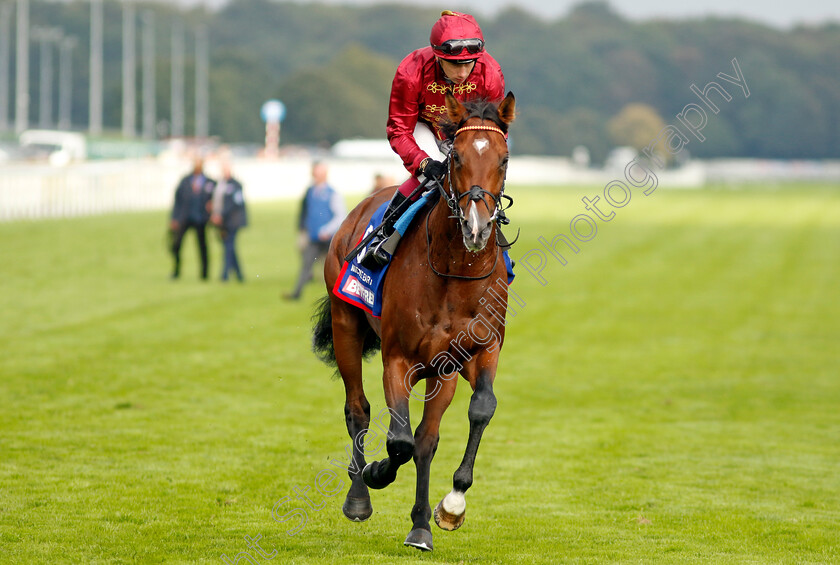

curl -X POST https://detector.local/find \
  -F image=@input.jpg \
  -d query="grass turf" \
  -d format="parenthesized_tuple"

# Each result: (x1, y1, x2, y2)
(0, 183, 838, 564)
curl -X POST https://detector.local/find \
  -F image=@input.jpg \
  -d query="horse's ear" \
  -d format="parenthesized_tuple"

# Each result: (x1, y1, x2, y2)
(498, 92, 516, 126)
(445, 91, 466, 124)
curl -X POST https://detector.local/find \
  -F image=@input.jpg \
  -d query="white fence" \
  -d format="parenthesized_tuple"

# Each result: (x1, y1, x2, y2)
(0, 155, 408, 221)
(1, 155, 838, 221)
(1, 160, 177, 220)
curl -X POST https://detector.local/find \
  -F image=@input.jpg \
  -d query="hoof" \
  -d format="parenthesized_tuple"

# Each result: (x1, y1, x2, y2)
(404, 528, 433, 551)
(434, 492, 466, 531)
(342, 496, 372, 522)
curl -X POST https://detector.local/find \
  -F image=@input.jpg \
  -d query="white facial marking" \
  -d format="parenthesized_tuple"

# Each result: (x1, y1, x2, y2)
(468, 201, 480, 238)
(473, 137, 489, 155)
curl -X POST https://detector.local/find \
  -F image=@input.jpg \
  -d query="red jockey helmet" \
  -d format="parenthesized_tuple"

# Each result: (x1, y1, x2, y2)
(430, 10, 485, 61)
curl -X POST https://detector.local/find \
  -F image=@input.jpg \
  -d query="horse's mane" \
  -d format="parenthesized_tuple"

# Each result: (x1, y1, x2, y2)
(440, 98, 508, 140)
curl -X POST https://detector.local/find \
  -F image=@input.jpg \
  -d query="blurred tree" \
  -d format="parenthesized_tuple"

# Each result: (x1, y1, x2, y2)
(607, 103, 667, 155)
(19, 0, 840, 157)
(567, 1, 625, 25)
(514, 105, 610, 163)
(559, 107, 611, 164)
(209, 48, 278, 143)
(277, 44, 396, 145)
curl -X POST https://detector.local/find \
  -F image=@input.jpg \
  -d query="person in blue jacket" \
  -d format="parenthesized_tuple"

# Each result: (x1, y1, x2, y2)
(284, 161, 346, 300)
(169, 156, 215, 280)
(211, 161, 248, 282)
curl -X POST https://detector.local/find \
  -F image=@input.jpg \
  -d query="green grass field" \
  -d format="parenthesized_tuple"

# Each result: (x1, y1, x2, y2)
(1, 183, 838, 564)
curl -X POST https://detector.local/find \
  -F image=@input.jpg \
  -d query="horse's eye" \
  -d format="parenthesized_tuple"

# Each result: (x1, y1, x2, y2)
(451, 151, 462, 168)
(500, 155, 509, 170)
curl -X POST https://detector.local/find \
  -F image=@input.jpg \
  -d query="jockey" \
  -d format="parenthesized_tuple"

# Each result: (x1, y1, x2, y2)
(360, 10, 505, 268)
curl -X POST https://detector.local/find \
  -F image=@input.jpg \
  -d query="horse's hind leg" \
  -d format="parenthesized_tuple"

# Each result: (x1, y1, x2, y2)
(434, 367, 497, 531)
(332, 301, 374, 521)
(404, 376, 457, 552)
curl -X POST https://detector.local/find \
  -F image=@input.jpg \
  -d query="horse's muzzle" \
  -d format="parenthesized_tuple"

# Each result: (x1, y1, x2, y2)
(461, 200, 493, 252)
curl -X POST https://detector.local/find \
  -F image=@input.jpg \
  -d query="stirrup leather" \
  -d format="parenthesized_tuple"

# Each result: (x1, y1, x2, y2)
(359, 191, 408, 268)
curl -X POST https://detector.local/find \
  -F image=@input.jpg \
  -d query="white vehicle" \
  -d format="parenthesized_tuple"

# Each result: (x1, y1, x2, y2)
(19, 129, 87, 166)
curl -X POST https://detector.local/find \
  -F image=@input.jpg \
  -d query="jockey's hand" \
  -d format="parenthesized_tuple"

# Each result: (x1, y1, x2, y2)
(419, 158, 446, 180)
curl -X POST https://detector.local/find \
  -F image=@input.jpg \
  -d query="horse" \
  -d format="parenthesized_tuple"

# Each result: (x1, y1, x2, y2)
(312, 91, 516, 551)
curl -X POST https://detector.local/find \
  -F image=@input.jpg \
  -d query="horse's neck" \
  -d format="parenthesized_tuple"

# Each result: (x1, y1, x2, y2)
(427, 194, 498, 279)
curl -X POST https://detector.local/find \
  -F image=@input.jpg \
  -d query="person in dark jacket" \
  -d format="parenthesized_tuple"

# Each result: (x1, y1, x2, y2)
(283, 161, 346, 300)
(211, 161, 248, 282)
(169, 156, 216, 280)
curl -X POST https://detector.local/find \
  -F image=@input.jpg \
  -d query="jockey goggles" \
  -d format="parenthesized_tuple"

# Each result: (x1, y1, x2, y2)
(432, 38, 485, 56)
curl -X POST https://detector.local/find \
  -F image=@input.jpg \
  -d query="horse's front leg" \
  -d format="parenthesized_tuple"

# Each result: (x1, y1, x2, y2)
(435, 366, 497, 531)
(404, 376, 457, 552)
(362, 357, 414, 490)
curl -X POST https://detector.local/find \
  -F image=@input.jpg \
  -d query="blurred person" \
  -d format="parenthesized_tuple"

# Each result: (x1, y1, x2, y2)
(169, 156, 216, 280)
(360, 10, 505, 268)
(211, 161, 248, 283)
(370, 172, 396, 195)
(284, 161, 346, 300)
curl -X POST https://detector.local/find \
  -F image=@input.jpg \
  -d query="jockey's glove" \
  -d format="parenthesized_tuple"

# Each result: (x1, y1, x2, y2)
(419, 158, 447, 180)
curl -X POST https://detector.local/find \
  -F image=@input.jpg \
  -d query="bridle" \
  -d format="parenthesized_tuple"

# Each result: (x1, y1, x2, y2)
(426, 122, 513, 280)
(437, 124, 513, 226)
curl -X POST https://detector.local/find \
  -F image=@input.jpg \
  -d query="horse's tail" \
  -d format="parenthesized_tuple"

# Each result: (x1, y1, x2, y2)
(312, 294, 382, 372)
(312, 295, 337, 366)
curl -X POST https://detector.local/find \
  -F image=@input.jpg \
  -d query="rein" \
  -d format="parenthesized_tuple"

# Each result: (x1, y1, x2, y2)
(425, 196, 500, 281)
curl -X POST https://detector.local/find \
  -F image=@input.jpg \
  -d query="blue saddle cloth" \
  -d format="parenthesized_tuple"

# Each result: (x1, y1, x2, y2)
(334, 191, 514, 318)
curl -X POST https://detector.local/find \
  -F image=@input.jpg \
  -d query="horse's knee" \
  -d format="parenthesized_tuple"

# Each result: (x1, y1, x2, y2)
(344, 399, 371, 428)
(413, 432, 440, 461)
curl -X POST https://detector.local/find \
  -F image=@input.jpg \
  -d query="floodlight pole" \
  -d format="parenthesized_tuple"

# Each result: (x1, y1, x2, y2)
(58, 36, 76, 130)
(14, 0, 29, 134)
(0, 2, 13, 131)
(194, 23, 208, 139)
(170, 17, 184, 138)
(33, 26, 61, 129)
(89, 0, 103, 135)
(122, 0, 136, 138)
(141, 10, 155, 140)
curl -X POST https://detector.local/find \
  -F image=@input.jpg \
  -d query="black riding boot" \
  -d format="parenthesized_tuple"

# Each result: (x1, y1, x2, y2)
(360, 192, 408, 268)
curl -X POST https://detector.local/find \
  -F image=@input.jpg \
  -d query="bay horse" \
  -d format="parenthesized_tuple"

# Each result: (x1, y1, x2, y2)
(312, 91, 516, 551)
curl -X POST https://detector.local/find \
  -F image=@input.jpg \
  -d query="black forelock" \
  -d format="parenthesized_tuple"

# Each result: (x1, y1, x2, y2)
(441, 98, 508, 140)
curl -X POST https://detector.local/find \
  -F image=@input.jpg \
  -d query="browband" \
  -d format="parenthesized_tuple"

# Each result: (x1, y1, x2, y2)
(454, 125, 508, 139)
